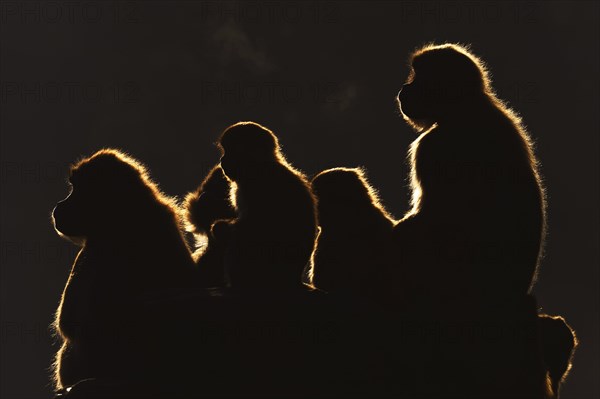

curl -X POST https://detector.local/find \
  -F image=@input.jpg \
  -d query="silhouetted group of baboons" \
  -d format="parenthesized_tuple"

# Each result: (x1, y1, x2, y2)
(51, 44, 576, 399)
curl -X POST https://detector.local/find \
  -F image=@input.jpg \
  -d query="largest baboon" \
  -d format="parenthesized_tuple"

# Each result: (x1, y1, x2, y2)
(393, 43, 549, 398)
(395, 43, 546, 309)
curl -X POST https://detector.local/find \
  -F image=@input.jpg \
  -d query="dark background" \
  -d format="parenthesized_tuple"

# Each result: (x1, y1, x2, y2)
(1, 1, 598, 398)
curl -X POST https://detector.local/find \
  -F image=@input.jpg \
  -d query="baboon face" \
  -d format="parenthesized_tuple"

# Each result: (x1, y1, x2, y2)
(52, 180, 93, 240)
(397, 81, 428, 122)
(397, 69, 447, 126)
(398, 46, 487, 127)
(218, 122, 279, 182)
(220, 147, 274, 183)
(219, 136, 254, 181)
(219, 153, 243, 181)
(52, 175, 119, 241)
(52, 152, 147, 242)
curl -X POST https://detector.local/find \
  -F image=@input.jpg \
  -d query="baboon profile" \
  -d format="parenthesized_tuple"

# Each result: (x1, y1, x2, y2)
(217, 121, 318, 292)
(395, 42, 547, 308)
(310, 167, 395, 300)
(184, 165, 237, 287)
(185, 165, 236, 238)
(51, 149, 195, 390)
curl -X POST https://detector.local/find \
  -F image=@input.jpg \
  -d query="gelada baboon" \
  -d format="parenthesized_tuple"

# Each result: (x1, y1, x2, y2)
(395, 43, 547, 308)
(310, 167, 395, 300)
(184, 165, 237, 286)
(217, 121, 318, 292)
(391, 43, 550, 398)
(51, 149, 195, 390)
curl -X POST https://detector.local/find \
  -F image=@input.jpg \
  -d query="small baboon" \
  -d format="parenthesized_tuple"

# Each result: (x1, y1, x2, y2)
(310, 167, 395, 301)
(184, 165, 237, 286)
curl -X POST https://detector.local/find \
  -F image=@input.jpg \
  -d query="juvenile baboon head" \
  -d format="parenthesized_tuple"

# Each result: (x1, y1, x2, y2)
(217, 121, 282, 182)
(312, 167, 394, 229)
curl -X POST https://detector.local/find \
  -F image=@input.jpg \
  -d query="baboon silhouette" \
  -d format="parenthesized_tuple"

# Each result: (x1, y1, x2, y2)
(217, 121, 318, 292)
(310, 167, 395, 301)
(538, 314, 577, 397)
(184, 165, 237, 287)
(395, 42, 547, 310)
(392, 43, 550, 398)
(201, 122, 348, 397)
(51, 149, 195, 390)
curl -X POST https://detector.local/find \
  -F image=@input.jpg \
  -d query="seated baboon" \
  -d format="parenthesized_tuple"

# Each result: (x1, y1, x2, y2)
(217, 121, 318, 292)
(185, 165, 236, 238)
(184, 165, 237, 286)
(538, 314, 577, 397)
(310, 167, 395, 301)
(394, 42, 547, 310)
(392, 43, 550, 398)
(51, 149, 196, 390)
